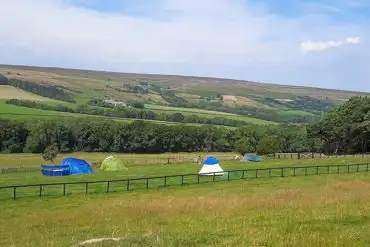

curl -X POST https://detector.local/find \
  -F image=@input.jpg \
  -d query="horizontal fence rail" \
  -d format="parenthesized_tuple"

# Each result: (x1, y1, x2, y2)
(270, 153, 370, 160)
(0, 166, 40, 174)
(0, 163, 369, 201)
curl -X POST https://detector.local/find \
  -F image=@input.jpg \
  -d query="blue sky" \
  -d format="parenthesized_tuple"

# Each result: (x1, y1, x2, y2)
(1, 0, 369, 92)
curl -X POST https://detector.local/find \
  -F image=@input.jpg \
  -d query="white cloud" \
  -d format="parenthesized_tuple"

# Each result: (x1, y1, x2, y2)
(300, 37, 361, 53)
(0, 0, 369, 91)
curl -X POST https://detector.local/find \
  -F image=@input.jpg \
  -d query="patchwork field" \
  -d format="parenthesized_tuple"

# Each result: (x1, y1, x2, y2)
(0, 85, 50, 101)
(0, 102, 129, 122)
(144, 104, 234, 115)
(145, 104, 276, 125)
(1, 64, 369, 127)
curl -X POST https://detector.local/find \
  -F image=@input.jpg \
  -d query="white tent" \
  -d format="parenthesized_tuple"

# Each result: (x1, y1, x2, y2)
(199, 157, 224, 176)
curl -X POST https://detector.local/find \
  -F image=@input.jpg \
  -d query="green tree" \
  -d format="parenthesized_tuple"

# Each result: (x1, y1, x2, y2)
(256, 135, 280, 155)
(42, 144, 59, 163)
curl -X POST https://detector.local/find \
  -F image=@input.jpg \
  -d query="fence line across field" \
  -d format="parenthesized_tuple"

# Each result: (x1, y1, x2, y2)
(0, 163, 369, 201)
(2, 153, 370, 174)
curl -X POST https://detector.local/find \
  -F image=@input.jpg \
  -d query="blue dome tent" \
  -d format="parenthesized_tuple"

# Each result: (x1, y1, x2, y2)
(41, 157, 93, 176)
(241, 154, 262, 162)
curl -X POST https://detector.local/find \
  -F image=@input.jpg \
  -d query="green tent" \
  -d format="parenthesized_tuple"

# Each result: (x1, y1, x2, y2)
(100, 156, 128, 171)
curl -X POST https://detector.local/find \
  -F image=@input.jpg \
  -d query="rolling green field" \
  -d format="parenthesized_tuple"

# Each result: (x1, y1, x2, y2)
(0, 87, 276, 126)
(0, 100, 237, 128)
(1, 159, 370, 246)
(145, 104, 235, 115)
(0, 101, 129, 122)
(145, 104, 277, 125)
(2, 64, 369, 127)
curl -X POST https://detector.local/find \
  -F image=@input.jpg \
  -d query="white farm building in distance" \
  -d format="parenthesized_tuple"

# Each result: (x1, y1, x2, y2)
(104, 100, 130, 107)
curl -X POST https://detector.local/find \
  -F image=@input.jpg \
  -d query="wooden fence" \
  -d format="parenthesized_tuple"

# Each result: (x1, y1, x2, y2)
(0, 163, 369, 201)
(271, 153, 370, 159)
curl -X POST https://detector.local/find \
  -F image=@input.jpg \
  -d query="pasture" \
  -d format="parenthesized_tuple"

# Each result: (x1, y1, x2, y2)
(1, 173, 370, 246)
(0, 85, 50, 101)
(0, 102, 233, 128)
(0, 153, 367, 189)
(0, 153, 370, 246)
(145, 104, 277, 125)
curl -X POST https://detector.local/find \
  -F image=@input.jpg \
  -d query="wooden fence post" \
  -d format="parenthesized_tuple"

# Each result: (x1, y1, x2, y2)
(127, 180, 131, 191)
(13, 187, 16, 200)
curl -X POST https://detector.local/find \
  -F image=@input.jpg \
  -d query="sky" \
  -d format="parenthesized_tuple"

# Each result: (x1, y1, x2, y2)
(0, 0, 370, 92)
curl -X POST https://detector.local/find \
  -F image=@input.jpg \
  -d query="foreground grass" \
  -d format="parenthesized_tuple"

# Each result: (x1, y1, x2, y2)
(1, 173, 370, 246)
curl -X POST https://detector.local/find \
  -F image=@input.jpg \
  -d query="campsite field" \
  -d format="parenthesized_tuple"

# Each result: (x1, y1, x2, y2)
(0, 154, 370, 246)
(0, 154, 368, 186)
(1, 172, 370, 246)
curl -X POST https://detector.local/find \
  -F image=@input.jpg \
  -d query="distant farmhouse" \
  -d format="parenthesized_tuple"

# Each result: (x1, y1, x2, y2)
(104, 99, 130, 107)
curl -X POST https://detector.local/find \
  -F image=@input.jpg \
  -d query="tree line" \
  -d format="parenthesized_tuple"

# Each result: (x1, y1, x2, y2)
(1, 96, 368, 155)
(0, 78, 76, 103)
(7, 99, 250, 127)
(0, 118, 313, 154)
(308, 96, 370, 154)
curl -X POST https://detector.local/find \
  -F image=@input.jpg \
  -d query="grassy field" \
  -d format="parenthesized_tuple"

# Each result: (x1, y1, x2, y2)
(0, 101, 238, 128)
(0, 101, 130, 122)
(145, 104, 277, 125)
(0, 153, 367, 186)
(1, 170, 370, 246)
(0, 85, 51, 101)
(0, 154, 369, 246)
(145, 104, 235, 115)
(279, 109, 316, 116)
(0, 84, 277, 126)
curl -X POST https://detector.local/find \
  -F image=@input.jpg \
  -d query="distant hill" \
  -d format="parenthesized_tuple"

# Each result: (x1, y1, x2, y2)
(0, 64, 368, 124)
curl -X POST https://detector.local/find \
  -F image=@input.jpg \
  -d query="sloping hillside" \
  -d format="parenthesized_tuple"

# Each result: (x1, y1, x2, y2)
(0, 64, 368, 124)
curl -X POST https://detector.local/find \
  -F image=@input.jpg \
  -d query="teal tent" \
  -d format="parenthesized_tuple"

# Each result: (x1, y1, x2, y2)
(241, 154, 262, 162)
